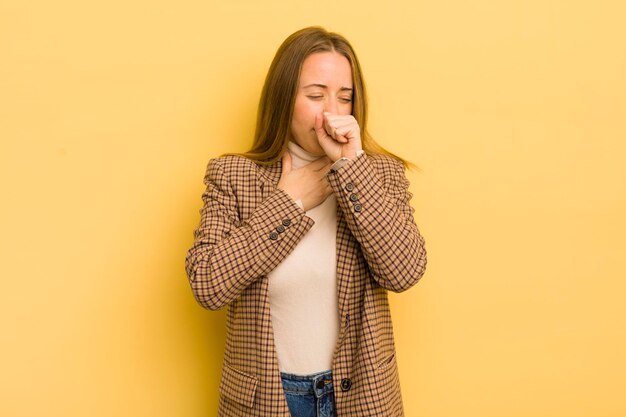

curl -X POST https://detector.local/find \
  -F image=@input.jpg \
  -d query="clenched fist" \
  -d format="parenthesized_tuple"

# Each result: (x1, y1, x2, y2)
(315, 112, 363, 162)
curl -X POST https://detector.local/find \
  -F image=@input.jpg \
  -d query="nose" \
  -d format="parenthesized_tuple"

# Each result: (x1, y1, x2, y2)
(324, 98, 338, 115)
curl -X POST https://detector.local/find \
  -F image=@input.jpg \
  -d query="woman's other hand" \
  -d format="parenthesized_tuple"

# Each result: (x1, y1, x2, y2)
(315, 112, 363, 162)
(277, 150, 333, 211)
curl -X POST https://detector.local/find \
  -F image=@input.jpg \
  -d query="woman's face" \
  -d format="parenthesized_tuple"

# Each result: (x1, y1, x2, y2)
(288, 51, 353, 156)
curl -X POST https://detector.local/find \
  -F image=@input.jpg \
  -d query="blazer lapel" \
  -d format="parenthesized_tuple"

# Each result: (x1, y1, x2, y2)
(257, 160, 283, 192)
(255, 157, 353, 324)
(334, 205, 355, 326)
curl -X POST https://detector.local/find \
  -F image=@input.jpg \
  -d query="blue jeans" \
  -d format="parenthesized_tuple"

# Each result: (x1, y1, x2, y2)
(280, 369, 337, 417)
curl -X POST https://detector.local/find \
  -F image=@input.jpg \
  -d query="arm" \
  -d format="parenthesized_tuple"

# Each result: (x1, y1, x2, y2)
(185, 157, 314, 310)
(326, 152, 427, 292)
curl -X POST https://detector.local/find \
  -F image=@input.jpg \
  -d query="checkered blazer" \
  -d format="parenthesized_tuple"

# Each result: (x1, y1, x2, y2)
(185, 150, 427, 416)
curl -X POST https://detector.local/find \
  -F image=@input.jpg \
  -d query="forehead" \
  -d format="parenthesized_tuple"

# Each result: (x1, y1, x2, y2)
(299, 51, 353, 86)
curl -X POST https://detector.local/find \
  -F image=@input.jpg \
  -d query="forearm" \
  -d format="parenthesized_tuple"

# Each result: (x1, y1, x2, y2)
(326, 153, 427, 292)
(185, 160, 314, 310)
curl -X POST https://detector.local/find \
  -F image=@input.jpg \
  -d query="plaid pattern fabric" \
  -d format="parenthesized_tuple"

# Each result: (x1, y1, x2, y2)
(185, 151, 427, 416)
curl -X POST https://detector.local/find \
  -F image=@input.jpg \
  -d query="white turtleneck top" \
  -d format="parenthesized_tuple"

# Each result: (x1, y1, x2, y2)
(267, 141, 340, 375)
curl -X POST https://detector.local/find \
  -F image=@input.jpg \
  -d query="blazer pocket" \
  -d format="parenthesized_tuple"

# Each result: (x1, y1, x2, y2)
(219, 362, 259, 409)
(375, 352, 396, 371)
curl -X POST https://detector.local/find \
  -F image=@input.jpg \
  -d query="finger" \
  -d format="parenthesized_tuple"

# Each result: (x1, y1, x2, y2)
(309, 156, 331, 170)
(322, 112, 336, 138)
(324, 112, 354, 120)
(320, 165, 333, 177)
(329, 120, 357, 131)
(327, 129, 339, 142)
(316, 162, 334, 178)
(335, 126, 354, 138)
(323, 114, 356, 141)
(324, 179, 333, 194)
(315, 161, 333, 173)
(315, 113, 331, 141)
(281, 150, 292, 174)
(329, 125, 343, 141)
(323, 113, 355, 125)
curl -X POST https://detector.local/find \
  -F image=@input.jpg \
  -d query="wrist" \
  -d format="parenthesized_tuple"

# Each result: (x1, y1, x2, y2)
(332, 149, 364, 163)
(331, 150, 364, 172)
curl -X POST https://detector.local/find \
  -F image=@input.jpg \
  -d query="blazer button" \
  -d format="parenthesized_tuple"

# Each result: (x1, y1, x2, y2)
(349, 193, 358, 202)
(269, 232, 278, 240)
(340, 378, 352, 391)
(282, 218, 291, 227)
(345, 183, 354, 192)
(354, 203, 362, 212)
(276, 224, 285, 233)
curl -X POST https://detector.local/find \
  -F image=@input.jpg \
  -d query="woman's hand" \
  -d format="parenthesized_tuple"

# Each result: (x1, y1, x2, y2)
(315, 112, 363, 162)
(277, 150, 333, 211)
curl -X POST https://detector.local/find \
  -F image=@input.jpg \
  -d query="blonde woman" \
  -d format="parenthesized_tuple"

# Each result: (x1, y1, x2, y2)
(185, 26, 427, 417)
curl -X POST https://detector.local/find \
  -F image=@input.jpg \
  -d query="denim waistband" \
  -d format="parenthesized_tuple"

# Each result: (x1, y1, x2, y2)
(280, 369, 334, 399)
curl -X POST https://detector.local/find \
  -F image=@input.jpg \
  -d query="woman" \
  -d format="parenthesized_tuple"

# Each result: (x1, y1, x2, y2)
(185, 26, 427, 417)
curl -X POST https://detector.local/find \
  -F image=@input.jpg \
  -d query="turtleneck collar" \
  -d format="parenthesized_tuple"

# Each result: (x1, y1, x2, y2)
(287, 140, 325, 169)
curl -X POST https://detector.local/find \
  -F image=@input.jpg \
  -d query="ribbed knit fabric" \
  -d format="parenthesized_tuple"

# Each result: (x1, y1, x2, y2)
(267, 141, 340, 375)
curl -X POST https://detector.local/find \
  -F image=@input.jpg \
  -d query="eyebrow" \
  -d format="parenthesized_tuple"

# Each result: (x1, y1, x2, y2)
(302, 83, 353, 91)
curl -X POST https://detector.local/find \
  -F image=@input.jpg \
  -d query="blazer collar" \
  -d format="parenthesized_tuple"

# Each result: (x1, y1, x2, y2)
(257, 159, 282, 188)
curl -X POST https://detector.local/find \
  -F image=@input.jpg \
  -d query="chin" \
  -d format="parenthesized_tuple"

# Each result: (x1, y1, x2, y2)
(296, 139, 325, 157)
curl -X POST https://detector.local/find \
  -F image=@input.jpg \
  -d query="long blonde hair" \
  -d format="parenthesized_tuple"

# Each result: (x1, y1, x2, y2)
(224, 26, 417, 170)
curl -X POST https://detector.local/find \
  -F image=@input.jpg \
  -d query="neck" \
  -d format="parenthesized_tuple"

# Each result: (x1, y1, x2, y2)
(287, 141, 324, 169)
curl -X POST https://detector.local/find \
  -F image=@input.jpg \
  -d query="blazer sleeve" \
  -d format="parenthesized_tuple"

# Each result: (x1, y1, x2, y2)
(185, 157, 315, 310)
(326, 152, 427, 292)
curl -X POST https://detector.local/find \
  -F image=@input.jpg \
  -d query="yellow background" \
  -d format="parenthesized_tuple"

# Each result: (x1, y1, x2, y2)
(1, 1, 625, 416)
